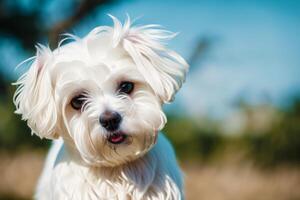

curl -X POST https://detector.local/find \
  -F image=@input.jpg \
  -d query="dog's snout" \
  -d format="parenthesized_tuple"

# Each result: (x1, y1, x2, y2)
(99, 111, 122, 131)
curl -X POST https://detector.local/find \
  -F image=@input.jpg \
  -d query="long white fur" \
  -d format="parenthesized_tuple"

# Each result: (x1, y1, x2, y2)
(13, 16, 188, 200)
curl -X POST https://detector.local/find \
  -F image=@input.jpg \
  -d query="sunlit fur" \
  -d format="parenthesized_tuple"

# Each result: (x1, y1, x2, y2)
(13, 15, 188, 200)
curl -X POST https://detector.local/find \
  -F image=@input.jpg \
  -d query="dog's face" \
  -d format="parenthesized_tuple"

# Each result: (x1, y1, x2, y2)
(14, 16, 188, 167)
(51, 51, 167, 167)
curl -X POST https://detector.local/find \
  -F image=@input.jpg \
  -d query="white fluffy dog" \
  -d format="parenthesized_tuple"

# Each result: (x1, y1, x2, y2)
(13, 16, 188, 200)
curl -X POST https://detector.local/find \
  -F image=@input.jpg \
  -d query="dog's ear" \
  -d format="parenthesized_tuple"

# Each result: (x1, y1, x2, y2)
(13, 44, 59, 139)
(119, 18, 189, 103)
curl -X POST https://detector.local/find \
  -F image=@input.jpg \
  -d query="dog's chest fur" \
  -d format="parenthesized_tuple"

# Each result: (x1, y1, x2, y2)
(36, 134, 183, 200)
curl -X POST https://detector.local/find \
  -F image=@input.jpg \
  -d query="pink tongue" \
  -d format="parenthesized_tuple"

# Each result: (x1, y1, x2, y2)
(110, 134, 124, 143)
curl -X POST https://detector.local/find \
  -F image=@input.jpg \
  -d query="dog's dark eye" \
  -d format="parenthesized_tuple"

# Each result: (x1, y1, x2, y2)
(71, 94, 87, 110)
(118, 81, 134, 95)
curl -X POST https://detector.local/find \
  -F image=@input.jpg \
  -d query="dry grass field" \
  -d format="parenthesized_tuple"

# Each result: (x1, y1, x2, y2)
(184, 164, 300, 200)
(0, 151, 300, 200)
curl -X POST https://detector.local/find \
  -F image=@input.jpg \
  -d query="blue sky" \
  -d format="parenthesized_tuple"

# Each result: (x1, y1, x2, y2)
(1, 0, 300, 118)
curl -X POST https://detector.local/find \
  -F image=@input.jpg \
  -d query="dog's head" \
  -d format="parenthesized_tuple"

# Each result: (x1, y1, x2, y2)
(14, 16, 188, 167)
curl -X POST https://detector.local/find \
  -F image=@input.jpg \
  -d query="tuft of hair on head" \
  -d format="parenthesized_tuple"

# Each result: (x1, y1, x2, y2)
(86, 14, 189, 103)
(117, 15, 188, 102)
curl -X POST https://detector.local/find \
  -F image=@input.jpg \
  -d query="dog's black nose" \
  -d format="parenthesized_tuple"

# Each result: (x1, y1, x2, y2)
(99, 111, 122, 131)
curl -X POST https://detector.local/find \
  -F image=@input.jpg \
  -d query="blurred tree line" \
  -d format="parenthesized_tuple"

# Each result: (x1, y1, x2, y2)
(0, 0, 116, 49)
(164, 98, 300, 166)
(0, 82, 50, 151)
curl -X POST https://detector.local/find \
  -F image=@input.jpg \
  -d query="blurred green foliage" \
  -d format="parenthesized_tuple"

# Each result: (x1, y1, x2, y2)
(241, 98, 300, 166)
(164, 98, 300, 167)
(0, 82, 50, 151)
(164, 116, 224, 162)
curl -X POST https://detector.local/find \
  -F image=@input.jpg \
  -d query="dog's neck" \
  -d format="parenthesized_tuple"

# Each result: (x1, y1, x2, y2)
(54, 139, 158, 194)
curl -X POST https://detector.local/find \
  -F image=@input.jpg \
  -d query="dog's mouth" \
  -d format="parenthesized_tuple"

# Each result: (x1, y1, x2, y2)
(107, 132, 127, 144)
